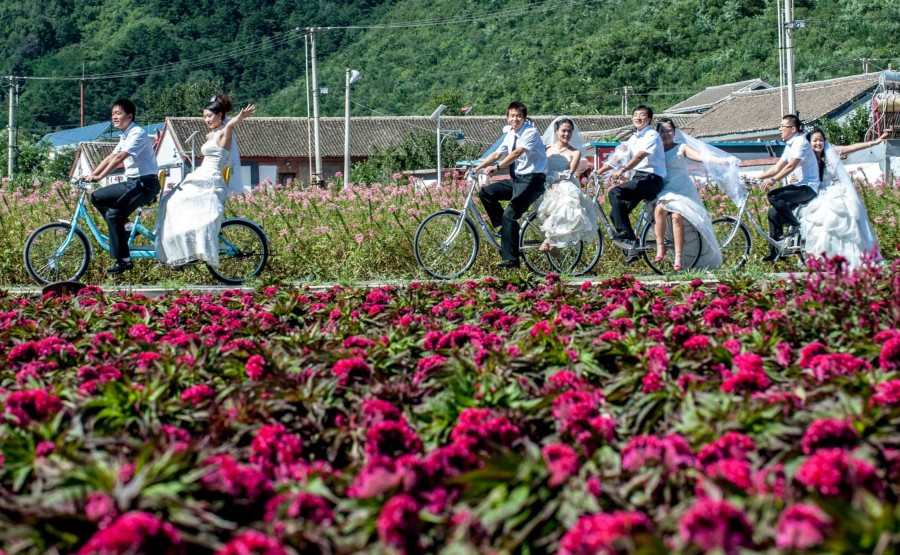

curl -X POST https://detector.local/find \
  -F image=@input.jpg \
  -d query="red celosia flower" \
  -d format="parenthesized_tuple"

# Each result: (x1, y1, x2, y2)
(180, 384, 215, 404)
(683, 334, 710, 351)
(697, 432, 756, 466)
(722, 354, 770, 394)
(76, 511, 182, 555)
(704, 458, 753, 491)
(774, 342, 793, 367)
(558, 510, 652, 555)
(801, 418, 858, 455)
(702, 308, 731, 328)
(245, 354, 268, 380)
(331, 357, 371, 385)
(264, 491, 333, 525)
(796, 448, 880, 496)
(872, 380, 900, 407)
(678, 499, 754, 555)
(360, 399, 403, 426)
(644, 345, 668, 374)
(776, 503, 831, 550)
(530, 320, 552, 337)
(798, 342, 829, 368)
(621, 434, 695, 475)
(250, 424, 303, 478)
(85, 492, 117, 529)
(449, 408, 520, 453)
(215, 530, 287, 555)
(201, 454, 271, 503)
(377, 494, 420, 554)
(365, 420, 424, 459)
(641, 371, 664, 394)
(4, 388, 62, 426)
(542, 443, 580, 486)
(879, 337, 900, 371)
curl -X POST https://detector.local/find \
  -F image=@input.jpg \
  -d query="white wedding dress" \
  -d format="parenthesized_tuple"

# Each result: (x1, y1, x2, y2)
(800, 144, 881, 269)
(155, 131, 230, 267)
(655, 146, 723, 269)
(537, 154, 600, 247)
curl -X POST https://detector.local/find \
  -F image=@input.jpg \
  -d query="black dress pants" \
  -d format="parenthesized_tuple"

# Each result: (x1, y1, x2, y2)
(607, 171, 664, 239)
(478, 172, 546, 263)
(90, 174, 160, 261)
(766, 184, 817, 243)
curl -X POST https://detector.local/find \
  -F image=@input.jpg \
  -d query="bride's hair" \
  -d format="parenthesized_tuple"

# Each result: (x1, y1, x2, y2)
(206, 94, 234, 116)
(656, 117, 676, 131)
(554, 117, 575, 132)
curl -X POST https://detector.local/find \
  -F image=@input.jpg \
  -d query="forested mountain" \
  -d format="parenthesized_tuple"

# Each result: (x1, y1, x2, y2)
(2, 0, 897, 133)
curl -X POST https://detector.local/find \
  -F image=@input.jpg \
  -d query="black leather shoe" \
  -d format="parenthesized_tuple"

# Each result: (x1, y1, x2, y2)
(105, 260, 134, 274)
(623, 250, 642, 265)
(611, 231, 637, 242)
(496, 260, 520, 269)
(761, 252, 779, 262)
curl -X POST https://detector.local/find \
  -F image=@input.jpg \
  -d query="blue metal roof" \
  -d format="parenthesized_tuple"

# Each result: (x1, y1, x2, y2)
(39, 122, 165, 148)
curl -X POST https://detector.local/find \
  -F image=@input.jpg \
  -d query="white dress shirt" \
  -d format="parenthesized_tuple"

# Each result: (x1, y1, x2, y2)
(781, 133, 820, 193)
(496, 122, 548, 175)
(625, 126, 666, 178)
(114, 123, 158, 178)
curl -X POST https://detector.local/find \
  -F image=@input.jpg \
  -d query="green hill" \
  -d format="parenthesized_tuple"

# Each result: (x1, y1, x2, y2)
(3, 0, 897, 133)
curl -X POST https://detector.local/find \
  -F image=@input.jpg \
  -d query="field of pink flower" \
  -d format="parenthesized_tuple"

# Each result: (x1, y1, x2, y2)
(2, 258, 900, 553)
(2, 175, 899, 284)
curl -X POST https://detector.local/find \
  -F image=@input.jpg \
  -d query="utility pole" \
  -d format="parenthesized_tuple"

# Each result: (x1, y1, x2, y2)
(7, 76, 16, 179)
(310, 28, 323, 186)
(782, 0, 805, 117)
(621, 86, 629, 116)
(80, 62, 85, 127)
(861, 58, 870, 74)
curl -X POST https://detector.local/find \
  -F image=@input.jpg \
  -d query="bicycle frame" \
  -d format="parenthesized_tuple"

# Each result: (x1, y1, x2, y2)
(716, 182, 805, 257)
(584, 174, 654, 252)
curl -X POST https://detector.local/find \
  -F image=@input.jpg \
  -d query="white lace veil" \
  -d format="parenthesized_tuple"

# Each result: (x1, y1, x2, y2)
(222, 118, 250, 196)
(541, 116, 587, 157)
(673, 128, 747, 205)
(823, 142, 881, 260)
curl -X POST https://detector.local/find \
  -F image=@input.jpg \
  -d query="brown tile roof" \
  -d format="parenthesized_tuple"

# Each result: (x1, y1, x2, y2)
(686, 73, 880, 138)
(76, 141, 116, 167)
(665, 79, 770, 113)
(164, 115, 675, 158)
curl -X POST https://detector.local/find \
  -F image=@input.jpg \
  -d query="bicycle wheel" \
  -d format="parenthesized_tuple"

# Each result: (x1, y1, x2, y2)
(520, 213, 584, 276)
(206, 219, 269, 285)
(569, 229, 604, 276)
(24, 222, 92, 285)
(712, 217, 752, 271)
(414, 210, 479, 279)
(639, 214, 702, 274)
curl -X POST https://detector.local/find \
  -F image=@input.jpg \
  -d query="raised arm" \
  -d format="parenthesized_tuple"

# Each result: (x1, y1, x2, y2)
(836, 131, 890, 156)
(217, 104, 256, 151)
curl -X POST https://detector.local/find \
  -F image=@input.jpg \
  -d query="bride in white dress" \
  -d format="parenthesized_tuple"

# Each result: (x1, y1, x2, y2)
(799, 128, 886, 269)
(652, 118, 746, 270)
(536, 117, 599, 251)
(155, 95, 255, 268)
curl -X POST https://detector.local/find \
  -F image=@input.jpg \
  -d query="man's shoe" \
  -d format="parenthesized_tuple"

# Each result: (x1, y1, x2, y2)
(784, 225, 800, 237)
(761, 252, 779, 262)
(496, 260, 520, 269)
(611, 231, 636, 242)
(105, 260, 134, 274)
(623, 250, 642, 265)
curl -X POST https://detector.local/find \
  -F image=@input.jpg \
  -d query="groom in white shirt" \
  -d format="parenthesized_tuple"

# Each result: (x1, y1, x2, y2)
(474, 101, 548, 269)
(596, 105, 666, 263)
(757, 114, 820, 261)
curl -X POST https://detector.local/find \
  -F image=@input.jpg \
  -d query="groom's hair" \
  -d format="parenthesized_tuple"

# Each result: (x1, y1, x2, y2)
(507, 101, 527, 118)
(112, 99, 136, 120)
(782, 114, 802, 131)
(633, 104, 653, 120)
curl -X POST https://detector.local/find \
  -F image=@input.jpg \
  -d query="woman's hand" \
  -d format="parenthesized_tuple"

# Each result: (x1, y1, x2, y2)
(236, 104, 256, 121)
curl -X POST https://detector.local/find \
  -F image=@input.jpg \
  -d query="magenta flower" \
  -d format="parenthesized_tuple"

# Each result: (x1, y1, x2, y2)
(542, 443, 580, 486)
(201, 454, 271, 503)
(263, 492, 333, 525)
(880, 337, 900, 371)
(245, 354, 268, 380)
(872, 379, 900, 407)
(331, 356, 371, 385)
(796, 448, 880, 496)
(644, 345, 669, 374)
(704, 458, 753, 492)
(4, 388, 62, 426)
(801, 418, 859, 454)
(558, 511, 652, 555)
(678, 499, 754, 554)
(360, 398, 403, 426)
(377, 494, 420, 554)
(77, 511, 182, 555)
(250, 424, 303, 478)
(365, 420, 424, 459)
(84, 492, 117, 529)
(641, 370, 664, 393)
(776, 503, 831, 550)
(449, 408, 520, 453)
(215, 530, 287, 555)
(180, 384, 215, 404)
(697, 432, 756, 466)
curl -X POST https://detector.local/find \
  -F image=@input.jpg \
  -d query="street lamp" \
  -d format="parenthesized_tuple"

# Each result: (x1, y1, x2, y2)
(429, 104, 449, 185)
(344, 68, 361, 183)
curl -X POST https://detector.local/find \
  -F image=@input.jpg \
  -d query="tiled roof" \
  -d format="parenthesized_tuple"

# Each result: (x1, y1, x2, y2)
(40, 122, 163, 148)
(77, 141, 116, 167)
(164, 115, 669, 158)
(687, 73, 880, 138)
(665, 79, 770, 114)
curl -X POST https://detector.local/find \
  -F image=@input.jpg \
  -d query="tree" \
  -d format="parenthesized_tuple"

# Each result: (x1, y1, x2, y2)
(142, 80, 226, 122)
